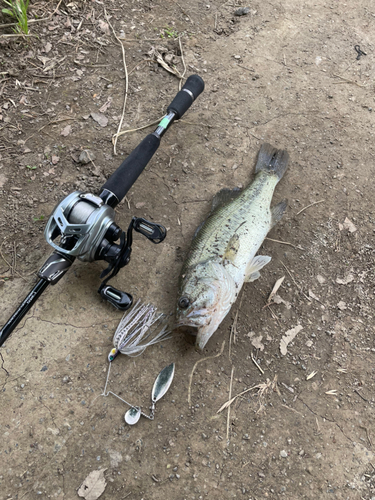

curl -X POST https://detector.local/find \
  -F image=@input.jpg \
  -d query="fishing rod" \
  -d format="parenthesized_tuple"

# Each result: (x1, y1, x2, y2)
(0, 74, 205, 348)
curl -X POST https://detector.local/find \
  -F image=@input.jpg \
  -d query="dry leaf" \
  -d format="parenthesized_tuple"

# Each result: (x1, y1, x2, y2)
(148, 47, 183, 78)
(44, 42, 52, 53)
(272, 295, 291, 309)
(61, 124, 72, 136)
(265, 276, 285, 306)
(44, 60, 57, 72)
(316, 274, 326, 284)
(99, 98, 112, 113)
(308, 289, 321, 302)
(37, 55, 51, 66)
(251, 335, 264, 351)
(91, 112, 108, 127)
(280, 325, 303, 355)
(342, 217, 357, 233)
(336, 273, 354, 285)
(51, 155, 60, 165)
(78, 469, 107, 500)
(135, 202, 146, 209)
(98, 19, 110, 34)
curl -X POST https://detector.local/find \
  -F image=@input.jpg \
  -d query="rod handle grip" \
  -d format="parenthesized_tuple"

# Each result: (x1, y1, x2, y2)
(167, 74, 205, 119)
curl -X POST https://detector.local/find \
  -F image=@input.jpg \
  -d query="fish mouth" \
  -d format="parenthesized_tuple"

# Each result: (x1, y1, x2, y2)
(175, 324, 199, 344)
(175, 312, 209, 345)
(175, 317, 213, 350)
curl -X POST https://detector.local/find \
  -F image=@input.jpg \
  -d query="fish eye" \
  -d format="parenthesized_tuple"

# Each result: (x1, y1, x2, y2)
(178, 296, 190, 309)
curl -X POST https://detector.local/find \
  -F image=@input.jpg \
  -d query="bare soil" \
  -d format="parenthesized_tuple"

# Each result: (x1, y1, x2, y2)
(1, 1, 375, 499)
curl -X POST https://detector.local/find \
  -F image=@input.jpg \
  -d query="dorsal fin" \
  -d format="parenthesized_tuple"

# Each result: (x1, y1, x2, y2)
(193, 187, 242, 239)
(211, 187, 242, 213)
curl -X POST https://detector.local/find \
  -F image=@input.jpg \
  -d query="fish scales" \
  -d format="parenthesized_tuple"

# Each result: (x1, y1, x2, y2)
(182, 172, 278, 275)
(176, 143, 289, 349)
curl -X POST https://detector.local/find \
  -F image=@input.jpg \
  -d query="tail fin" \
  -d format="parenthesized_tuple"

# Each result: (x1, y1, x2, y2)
(255, 143, 289, 181)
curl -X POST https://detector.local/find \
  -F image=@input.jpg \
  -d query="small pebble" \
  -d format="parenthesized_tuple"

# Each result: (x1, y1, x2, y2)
(234, 7, 250, 16)
(79, 150, 96, 164)
(280, 450, 288, 458)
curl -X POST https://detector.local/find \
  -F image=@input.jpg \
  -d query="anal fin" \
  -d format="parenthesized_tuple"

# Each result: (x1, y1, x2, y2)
(245, 255, 271, 282)
(271, 199, 287, 228)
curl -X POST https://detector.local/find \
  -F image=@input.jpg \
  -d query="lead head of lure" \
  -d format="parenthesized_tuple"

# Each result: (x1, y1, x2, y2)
(108, 348, 120, 362)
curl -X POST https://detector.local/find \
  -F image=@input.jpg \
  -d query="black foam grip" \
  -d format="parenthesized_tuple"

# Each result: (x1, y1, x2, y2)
(167, 74, 205, 119)
(102, 134, 160, 204)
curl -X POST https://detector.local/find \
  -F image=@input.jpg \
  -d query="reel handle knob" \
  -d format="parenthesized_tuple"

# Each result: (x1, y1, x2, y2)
(99, 285, 133, 311)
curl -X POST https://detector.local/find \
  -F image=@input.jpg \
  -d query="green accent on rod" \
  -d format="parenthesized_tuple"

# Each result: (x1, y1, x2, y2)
(158, 116, 171, 129)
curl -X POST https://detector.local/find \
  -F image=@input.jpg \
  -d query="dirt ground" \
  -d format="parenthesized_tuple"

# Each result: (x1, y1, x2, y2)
(1, 0, 375, 499)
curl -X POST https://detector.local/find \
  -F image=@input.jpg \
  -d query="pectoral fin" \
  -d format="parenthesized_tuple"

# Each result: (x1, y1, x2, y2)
(245, 255, 271, 282)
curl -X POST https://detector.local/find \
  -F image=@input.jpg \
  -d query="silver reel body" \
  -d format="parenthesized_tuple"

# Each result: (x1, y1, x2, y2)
(44, 192, 116, 262)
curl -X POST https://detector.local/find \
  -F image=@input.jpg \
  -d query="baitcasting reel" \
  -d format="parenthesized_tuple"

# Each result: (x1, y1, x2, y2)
(42, 190, 166, 309)
(0, 74, 205, 348)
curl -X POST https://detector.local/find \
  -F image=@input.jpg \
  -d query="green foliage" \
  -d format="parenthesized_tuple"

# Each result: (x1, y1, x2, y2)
(2, 0, 30, 35)
(26, 165, 37, 170)
(161, 26, 178, 39)
(33, 215, 45, 222)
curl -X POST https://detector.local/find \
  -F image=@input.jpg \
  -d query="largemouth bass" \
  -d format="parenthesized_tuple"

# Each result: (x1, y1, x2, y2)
(176, 143, 289, 349)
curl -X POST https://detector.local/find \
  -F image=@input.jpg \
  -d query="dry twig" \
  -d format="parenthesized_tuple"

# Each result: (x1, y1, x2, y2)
(178, 35, 187, 91)
(217, 375, 278, 413)
(251, 353, 264, 375)
(296, 200, 324, 216)
(188, 341, 225, 404)
(0, 241, 26, 281)
(229, 293, 243, 359)
(226, 367, 234, 442)
(105, 7, 128, 155)
(280, 261, 311, 302)
(113, 117, 163, 139)
(281, 404, 305, 418)
(265, 237, 304, 250)
(25, 117, 76, 144)
(332, 74, 369, 88)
